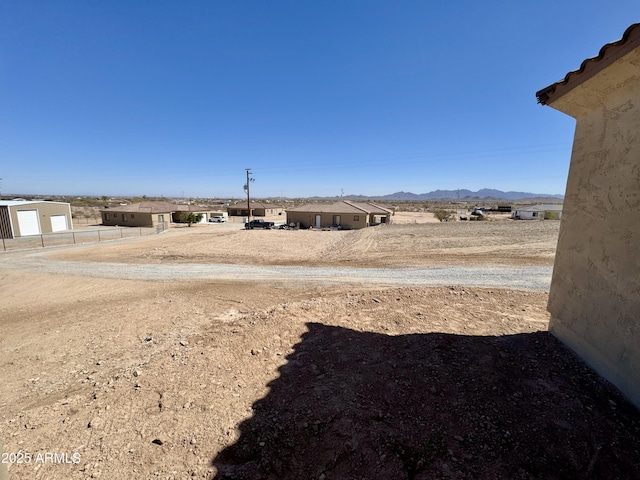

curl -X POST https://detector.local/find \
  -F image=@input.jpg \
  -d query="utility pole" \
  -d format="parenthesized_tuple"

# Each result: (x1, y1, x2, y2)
(244, 169, 255, 222)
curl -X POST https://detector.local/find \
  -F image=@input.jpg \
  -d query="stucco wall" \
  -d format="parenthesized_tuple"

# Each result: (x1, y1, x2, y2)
(546, 47, 640, 407)
(265, 207, 284, 216)
(102, 211, 158, 227)
(286, 211, 369, 229)
(228, 206, 283, 217)
(228, 207, 261, 216)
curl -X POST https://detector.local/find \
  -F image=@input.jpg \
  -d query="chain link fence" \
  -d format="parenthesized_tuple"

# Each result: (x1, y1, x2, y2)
(1, 223, 167, 252)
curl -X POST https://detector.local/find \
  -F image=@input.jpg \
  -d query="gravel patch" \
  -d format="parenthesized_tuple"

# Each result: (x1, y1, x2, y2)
(1, 250, 552, 290)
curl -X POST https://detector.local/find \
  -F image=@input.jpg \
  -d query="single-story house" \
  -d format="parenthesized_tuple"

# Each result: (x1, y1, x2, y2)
(0, 200, 73, 238)
(100, 201, 219, 227)
(537, 23, 640, 406)
(227, 202, 284, 217)
(510, 204, 563, 220)
(286, 201, 393, 229)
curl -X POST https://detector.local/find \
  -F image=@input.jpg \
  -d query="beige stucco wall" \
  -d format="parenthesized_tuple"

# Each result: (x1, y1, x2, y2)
(265, 207, 284, 216)
(546, 47, 640, 407)
(286, 211, 369, 229)
(101, 211, 169, 228)
(228, 207, 258, 216)
(228, 206, 283, 217)
(9, 202, 73, 236)
(102, 210, 216, 227)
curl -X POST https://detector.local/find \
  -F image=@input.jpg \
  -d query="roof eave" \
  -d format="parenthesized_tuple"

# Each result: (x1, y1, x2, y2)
(536, 23, 640, 106)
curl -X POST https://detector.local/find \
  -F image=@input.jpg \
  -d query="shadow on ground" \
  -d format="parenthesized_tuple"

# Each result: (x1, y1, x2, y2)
(212, 323, 640, 479)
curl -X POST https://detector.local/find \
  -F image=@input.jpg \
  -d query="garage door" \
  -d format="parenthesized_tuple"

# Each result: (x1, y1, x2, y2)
(17, 210, 41, 236)
(50, 214, 68, 232)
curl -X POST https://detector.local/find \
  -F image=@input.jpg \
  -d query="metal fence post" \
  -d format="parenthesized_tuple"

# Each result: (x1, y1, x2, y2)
(72, 232, 76, 244)
(98, 230, 101, 242)
(120, 228, 123, 238)
(41, 234, 45, 248)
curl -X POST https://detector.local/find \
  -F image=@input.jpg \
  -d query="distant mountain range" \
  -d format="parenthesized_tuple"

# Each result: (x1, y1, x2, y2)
(310, 189, 564, 202)
(380, 189, 563, 201)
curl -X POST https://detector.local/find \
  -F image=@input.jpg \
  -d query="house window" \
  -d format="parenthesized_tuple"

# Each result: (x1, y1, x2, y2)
(105, 213, 110, 221)
(332, 215, 341, 225)
(158, 214, 164, 222)
(532, 212, 538, 217)
(122, 214, 128, 222)
(354, 215, 360, 221)
(131, 214, 135, 218)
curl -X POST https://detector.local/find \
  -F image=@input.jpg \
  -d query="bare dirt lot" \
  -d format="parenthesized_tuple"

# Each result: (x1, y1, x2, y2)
(50, 218, 560, 267)
(2, 218, 639, 480)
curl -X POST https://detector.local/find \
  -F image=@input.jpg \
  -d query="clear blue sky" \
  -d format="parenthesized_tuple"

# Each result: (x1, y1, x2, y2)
(1, 1, 637, 199)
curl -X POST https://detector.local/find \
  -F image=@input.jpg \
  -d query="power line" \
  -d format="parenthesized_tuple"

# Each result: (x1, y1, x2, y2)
(245, 168, 255, 222)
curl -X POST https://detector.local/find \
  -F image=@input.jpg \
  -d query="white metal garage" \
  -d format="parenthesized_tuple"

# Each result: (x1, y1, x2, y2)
(0, 200, 72, 238)
(16, 210, 41, 236)
(50, 214, 68, 232)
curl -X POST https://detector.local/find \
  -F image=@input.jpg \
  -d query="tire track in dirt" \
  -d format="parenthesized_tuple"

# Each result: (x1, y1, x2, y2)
(0, 250, 552, 290)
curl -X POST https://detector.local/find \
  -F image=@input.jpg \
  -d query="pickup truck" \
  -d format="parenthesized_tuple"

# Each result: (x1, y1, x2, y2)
(244, 219, 275, 229)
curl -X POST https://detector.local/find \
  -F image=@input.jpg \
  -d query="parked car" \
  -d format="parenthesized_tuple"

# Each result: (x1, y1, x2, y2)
(245, 219, 275, 229)
(278, 223, 299, 230)
(209, 216, 226, 223)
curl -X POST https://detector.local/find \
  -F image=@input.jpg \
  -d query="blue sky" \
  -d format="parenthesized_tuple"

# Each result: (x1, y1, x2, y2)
(1, 1, 637, 199)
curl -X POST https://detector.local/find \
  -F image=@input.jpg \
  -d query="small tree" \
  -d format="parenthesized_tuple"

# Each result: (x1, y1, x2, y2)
(177, 212, 203, 226)
(433, 209, 454, 222)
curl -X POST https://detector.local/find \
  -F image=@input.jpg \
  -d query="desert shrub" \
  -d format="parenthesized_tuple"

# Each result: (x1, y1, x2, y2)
(433, 209, 454, 222)
(176, 212, 203, 226)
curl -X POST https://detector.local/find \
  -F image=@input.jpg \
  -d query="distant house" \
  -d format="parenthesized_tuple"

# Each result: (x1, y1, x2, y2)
(286, 201, 393, 229)
(511, 204, 563, 220)
(227, 202, 284, 217)
(100, 201, 219, 227)
(537, 23, 640, 406)
(0, 200, 73, 238)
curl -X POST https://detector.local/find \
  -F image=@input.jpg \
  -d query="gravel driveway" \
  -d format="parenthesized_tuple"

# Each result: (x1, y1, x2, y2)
(1, 249, 552, 291)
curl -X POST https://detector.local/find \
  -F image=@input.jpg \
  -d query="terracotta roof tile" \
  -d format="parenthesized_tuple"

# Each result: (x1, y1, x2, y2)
(537, 23, 640, 105)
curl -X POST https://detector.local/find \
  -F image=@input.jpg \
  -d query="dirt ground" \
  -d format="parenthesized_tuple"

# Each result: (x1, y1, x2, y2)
(2, 216, 640, 479)
(51, 216, 559, 267)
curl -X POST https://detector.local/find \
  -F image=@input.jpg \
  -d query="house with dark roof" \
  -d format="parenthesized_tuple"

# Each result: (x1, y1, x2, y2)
(537, 23, 640, 407)
(100, 202, 222, 227)
(285, 201, 393, 229)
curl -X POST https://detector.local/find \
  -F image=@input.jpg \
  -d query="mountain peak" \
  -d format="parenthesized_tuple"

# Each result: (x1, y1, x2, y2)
(376, 189, 564, 201)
